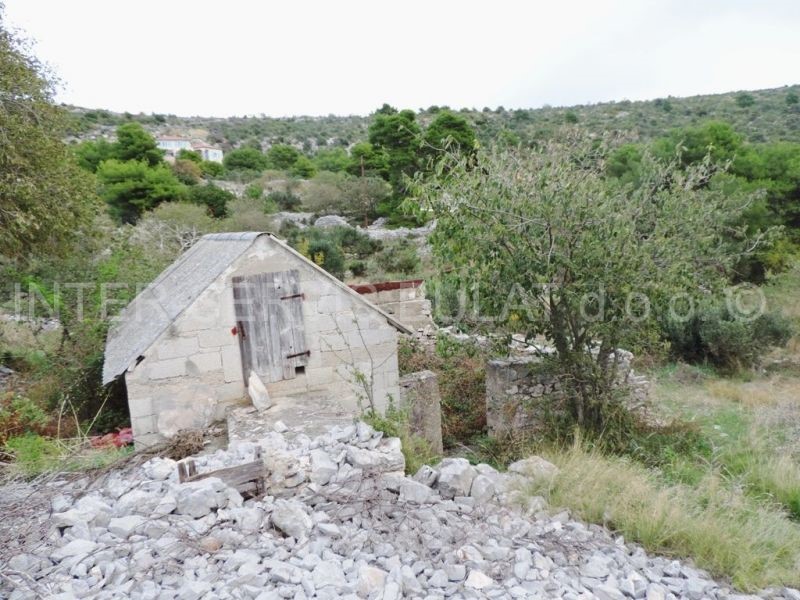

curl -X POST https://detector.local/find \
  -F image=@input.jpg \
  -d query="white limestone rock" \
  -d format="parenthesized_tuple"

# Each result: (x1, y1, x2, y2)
(248, 371, 272, 411)
(271, 499, 313, 539)
(436, 458, 477, 499)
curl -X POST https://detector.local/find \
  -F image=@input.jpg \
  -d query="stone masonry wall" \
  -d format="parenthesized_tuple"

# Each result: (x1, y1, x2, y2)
(126, 236, 400, 447)
(485, 351, 651, 438)
(351, 281, 436, 333)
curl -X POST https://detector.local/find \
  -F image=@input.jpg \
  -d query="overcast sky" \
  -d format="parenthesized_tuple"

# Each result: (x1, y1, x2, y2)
(4, 0, 799, 118)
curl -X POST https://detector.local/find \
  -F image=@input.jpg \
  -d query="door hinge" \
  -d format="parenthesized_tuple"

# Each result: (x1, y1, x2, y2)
(286, 350, 310, 359)
(280, 292, 305, 301)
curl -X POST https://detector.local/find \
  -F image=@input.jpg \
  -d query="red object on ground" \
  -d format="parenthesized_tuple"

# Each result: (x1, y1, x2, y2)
(89, 427, 134, 448)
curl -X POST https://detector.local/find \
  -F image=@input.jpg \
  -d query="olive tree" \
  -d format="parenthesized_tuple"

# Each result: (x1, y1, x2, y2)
(415, 132, 762, 430)
(0, 14, 98, 259)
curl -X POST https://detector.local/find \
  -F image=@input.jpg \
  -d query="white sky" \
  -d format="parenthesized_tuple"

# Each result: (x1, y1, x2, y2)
(4, 0, 799, 118)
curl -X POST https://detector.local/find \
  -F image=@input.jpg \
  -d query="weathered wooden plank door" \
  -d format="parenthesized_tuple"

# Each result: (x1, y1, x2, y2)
(232, 269, 309, 383)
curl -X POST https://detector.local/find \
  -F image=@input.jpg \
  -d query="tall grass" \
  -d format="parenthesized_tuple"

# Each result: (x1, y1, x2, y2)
(527, 442, 800, 591)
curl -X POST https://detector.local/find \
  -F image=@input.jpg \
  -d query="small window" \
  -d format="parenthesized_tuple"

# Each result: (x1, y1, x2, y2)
(295, 366, 306, 375)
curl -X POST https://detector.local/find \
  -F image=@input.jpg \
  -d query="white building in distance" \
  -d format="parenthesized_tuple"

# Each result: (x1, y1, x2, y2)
(156, 136, 224, 163)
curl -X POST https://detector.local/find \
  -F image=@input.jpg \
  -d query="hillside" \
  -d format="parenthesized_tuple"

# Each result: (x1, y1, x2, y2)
(66, 84, 800, 149)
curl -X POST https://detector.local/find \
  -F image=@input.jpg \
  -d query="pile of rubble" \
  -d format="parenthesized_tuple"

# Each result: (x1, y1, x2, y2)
(1, 422, 797, 600)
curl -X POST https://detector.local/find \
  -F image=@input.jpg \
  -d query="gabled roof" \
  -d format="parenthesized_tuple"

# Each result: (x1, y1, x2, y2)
(102, 232, 410, 385)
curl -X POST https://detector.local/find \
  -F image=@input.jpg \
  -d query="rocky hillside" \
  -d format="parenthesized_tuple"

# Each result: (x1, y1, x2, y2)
(2, 421, 798, 600)
(66, 84, 800, 151)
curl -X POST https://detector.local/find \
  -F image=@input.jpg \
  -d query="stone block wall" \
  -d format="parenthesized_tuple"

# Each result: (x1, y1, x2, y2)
(398, 370, 444, 454)
(350, 280, 436, 333)
(485, 351, 652, 438)
(126, 236, 400, 448)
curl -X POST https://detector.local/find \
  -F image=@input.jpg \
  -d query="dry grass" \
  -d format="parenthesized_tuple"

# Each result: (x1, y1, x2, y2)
(528, 442, 800, 591)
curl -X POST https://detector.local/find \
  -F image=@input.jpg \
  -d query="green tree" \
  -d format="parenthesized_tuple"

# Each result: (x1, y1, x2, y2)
(97, 160, 186, 224)
(189, 183, 234, 218)
(0, 15, 99, 258)
(266, 144, 302, 170)
(74, 138, 115, 172)
(730, 142, 800, 234)
(416, 136, 760, 431)
(313, 147, 350, 172)
(177, 148, 202, 163)
(172, 158, 203, 185)
(290, 155, 316, 178)
(422, 110, 477, 164)
(653, 121, 743, 167)
(787, 90, 799, 106)
(368, 106, 421, 193)
(199, 160, 224, 178)
(223, 147, 268, 171)
(114, 122, 164, 166)
(347, 142, 388, 178)
(736, 93, 755, 108)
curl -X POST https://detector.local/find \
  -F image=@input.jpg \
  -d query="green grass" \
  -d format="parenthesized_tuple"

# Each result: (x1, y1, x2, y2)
(527, 441, 800, 591)
(363, 404, 440, 475)
(4, 433, 132, 477)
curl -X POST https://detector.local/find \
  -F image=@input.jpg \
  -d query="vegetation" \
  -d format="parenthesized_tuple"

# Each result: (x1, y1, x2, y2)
(4, 7, 800, 589)
(97, 159, 186, 223)
(363, 402, 440, 475)
(416, 133, 762, 432)
(527, 440, 800, 591)
(0, 21, 98, 259)
(398, 337, 487, 447)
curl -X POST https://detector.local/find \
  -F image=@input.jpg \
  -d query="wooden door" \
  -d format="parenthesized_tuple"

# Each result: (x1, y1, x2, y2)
(232, 269, 309, 383)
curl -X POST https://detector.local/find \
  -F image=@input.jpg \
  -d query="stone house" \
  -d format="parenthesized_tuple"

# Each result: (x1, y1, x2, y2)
(155, 137, 224, 163)
(102, 232, 411, 447)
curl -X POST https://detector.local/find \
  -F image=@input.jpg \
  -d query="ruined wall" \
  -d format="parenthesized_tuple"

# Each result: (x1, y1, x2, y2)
(485, 351, 651, 438)
(399, 370, 444, 454)
(127, 236, 400, 447)
(351, 281, 436, 333)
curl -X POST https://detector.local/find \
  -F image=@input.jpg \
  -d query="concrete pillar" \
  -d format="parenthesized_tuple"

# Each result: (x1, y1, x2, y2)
(398, 370, 444, 454)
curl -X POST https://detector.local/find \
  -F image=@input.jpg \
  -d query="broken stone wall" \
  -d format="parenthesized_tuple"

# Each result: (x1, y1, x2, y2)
(485, 351, 651, 438)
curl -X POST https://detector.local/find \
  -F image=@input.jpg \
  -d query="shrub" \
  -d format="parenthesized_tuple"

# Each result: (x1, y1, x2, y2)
(199, 160, 224, 178)
(307, 238, 345, 279)
(333, 226, 382, 258)
(245, 183, 263, 199)
(266, 190, 302, 211)
(375, 239, 420, 275)
(398, 336, 487, 447)
(348, 260, 368, 277)
(223, 147, 268, 172)
(172, 158, 203, 185)
(219, 197, 275, 232)
(663, 303, 793, 371)
(0, 394, 49, 445)
(189, 183, 234, 218)
(363, 402, 439, 474)
(177, 149, 202, 163)
(5, 433, 61, 475)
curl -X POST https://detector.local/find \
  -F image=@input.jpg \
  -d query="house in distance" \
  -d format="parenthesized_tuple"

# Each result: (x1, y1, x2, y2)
(102, 232, 410, 447)
(156, 136, 224, 163)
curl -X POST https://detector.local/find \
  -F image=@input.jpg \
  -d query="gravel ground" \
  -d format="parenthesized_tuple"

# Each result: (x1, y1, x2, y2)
(1, 422, 798, 600)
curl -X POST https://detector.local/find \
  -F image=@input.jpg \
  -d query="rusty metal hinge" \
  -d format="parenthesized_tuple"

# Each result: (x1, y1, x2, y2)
(286, 350, 310, 359)
(280, 292, 305, 301)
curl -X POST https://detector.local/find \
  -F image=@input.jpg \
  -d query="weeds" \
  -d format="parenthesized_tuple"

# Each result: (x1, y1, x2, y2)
(398, 336, 487, 447)
(363, 403, 440, 474)
(528, 440, 800, 591)
(4, 433, 132, 477)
